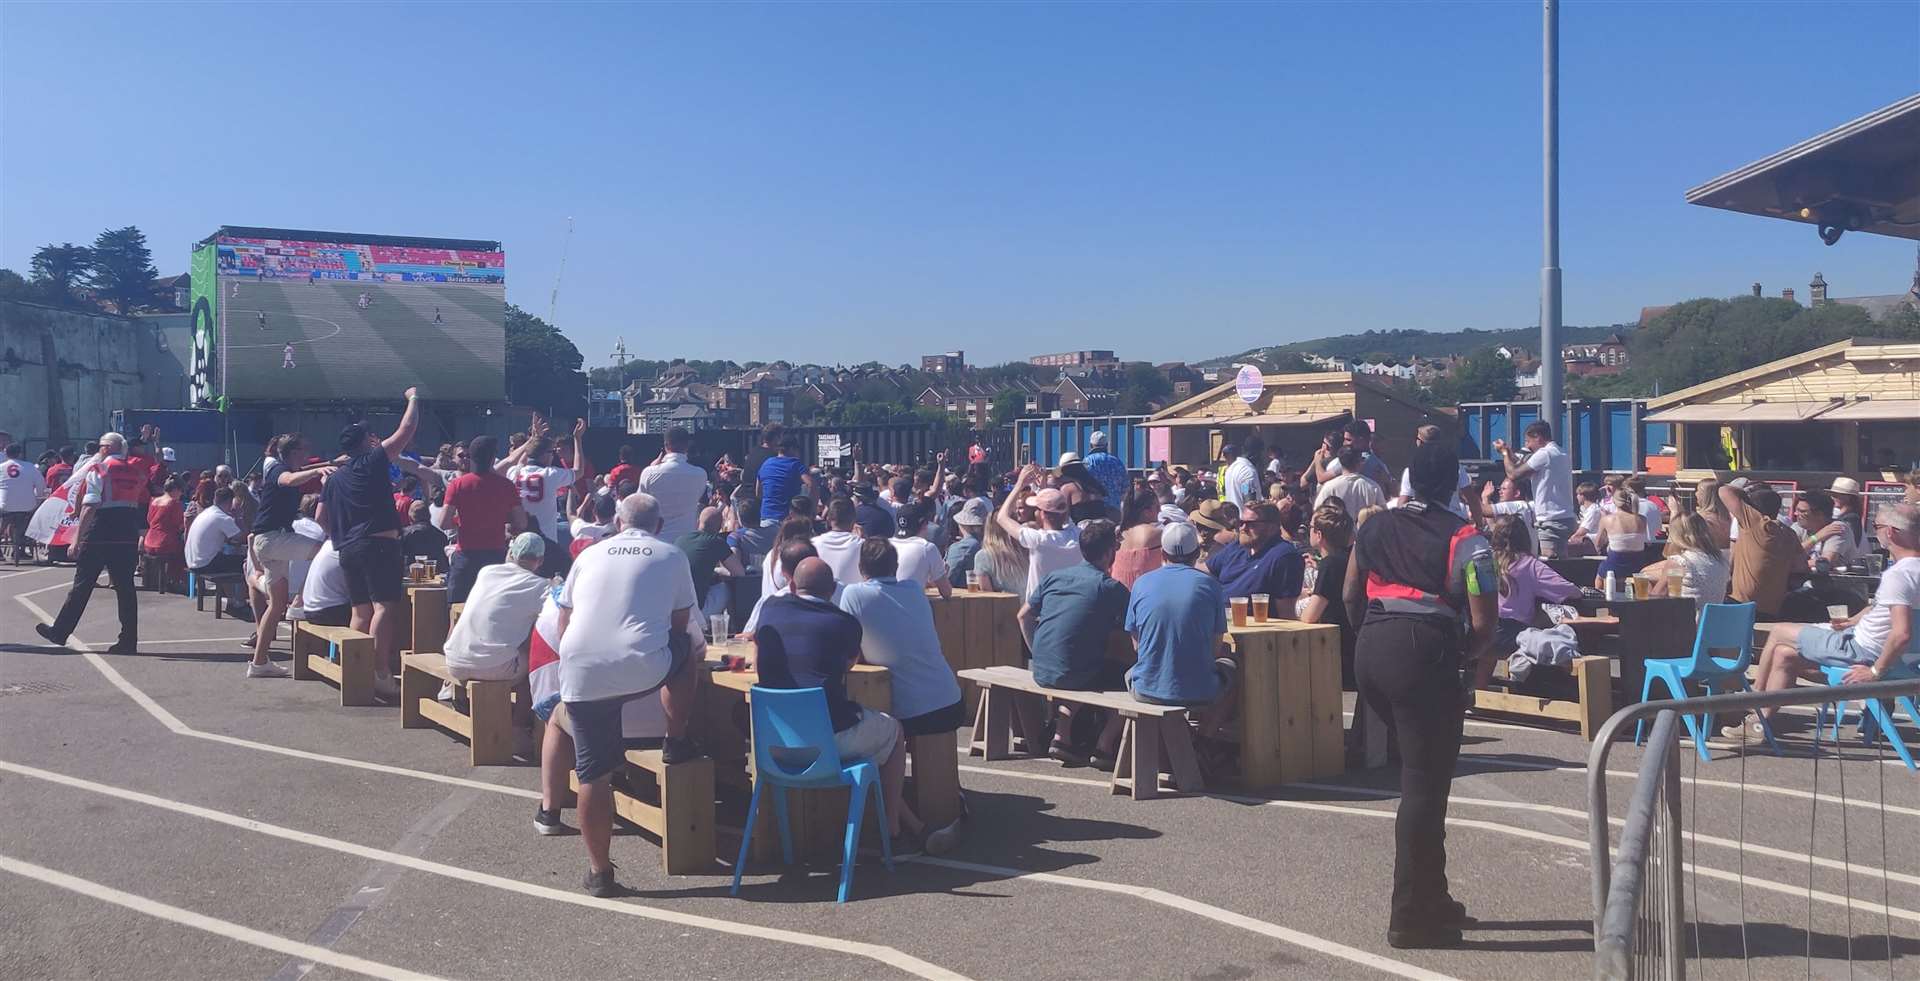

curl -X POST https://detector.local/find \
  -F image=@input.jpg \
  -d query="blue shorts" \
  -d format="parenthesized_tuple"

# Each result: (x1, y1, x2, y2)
(1795, 625, 1870, 668)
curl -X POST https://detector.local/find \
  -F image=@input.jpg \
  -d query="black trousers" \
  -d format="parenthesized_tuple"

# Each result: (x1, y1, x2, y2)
(50, 542, 138, 649)
(1354, 613, 1465, 932)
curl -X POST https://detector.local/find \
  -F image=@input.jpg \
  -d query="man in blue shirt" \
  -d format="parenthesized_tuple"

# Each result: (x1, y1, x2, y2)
(756, 435, 807, 527)
(1206, 500, 1305, 616)
(1083, 431, 1129, 516)
(1126, 522, 1236, 706)
(944, 498, 989, 587)
(1019, 519, 1129, 767)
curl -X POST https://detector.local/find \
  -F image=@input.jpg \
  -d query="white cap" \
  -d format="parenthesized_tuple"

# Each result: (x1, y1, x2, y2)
(1160, 522, 1201, 558)
(161, 447, 176, 462)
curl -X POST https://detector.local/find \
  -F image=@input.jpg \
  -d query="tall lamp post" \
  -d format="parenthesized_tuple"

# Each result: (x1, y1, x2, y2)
(1539, 0, 1563, 436)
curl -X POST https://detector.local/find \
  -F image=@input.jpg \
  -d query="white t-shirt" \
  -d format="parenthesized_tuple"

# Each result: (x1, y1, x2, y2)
(1579, 502, 1604, 536)
(1222, 458, 1261, 509)
(1398, 465, 1471, 519)
(556, 529, 696, 701)
(1489, 499, 1536, 529)
(300, 540, 349, 611)
(288, 517, 327, 595)
(1523, 443, 1574, 522)
(508, 464, 575, 542)
(1315, 472, 1386, 518)
(0, 458, 45, 513)
(445, 563, 550, 678)
(811, 529, 866, 586)
(1670, 550, 1729, 605)
(890, 535, 949, 589)
(1857, 556, 1920, 662)
(184, 506, 242, 569)
(1818, 521, 1866, 569)
(1017, 524, 1083, 600)
(636, 454, 707, 542)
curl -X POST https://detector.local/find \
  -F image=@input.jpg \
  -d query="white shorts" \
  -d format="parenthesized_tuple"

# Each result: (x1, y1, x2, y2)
(250, 530, 320, 589)
(834, 709, 899, 767)
(447, 652, 525, 683)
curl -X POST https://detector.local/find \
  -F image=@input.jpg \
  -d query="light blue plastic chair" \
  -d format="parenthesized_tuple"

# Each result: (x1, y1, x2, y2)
(731, 686, 893, 903)
(1635, 602, 1779, 761)
(1813, 662, 1920, 771)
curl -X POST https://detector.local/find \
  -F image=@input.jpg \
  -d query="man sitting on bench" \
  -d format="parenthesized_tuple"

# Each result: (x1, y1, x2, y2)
(184, 486, 250, 619)
(445, 532, 550, 759)
(296, 539, 353, 627)
(837, 537, 963, 854)
(1124, 521, 1238, 719)
(1018, 519, 1131, 769)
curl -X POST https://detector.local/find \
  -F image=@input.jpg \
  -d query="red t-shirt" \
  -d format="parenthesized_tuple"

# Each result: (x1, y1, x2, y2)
(605, 463, 638, 494)
(444, 472, 519, 552)
(143, 498, 185, 553)
(46, 462, 72, 489)
(394, 492, 415, 525)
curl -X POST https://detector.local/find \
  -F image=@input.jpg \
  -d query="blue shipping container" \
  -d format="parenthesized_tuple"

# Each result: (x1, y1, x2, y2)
(1458, 398, 1654, 474)
(1014, 415, 1153, 471)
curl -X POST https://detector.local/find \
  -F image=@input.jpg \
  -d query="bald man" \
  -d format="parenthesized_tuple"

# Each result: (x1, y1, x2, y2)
(750, 557, 929, 849)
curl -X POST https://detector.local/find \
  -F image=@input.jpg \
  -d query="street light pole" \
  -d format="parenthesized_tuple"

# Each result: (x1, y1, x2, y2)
(1540, 0, 1563, 438)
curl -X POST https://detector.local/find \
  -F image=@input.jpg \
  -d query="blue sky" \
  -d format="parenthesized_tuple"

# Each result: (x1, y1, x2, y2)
(3, 1, 1916, 370)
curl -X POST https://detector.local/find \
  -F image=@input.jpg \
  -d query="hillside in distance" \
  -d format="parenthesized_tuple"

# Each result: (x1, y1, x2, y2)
(1200, 323, 1631, 368)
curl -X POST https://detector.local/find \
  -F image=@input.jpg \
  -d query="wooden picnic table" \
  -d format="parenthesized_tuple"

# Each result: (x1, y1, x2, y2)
(1570, 595, 1696, 704)
(696, 638, 896, 861)
(926, 588, 1025, 713)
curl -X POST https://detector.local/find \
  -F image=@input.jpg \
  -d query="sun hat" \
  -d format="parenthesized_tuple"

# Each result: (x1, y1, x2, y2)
(1057, 452, 1082, 468)
(1026, 488, 1068, 514)
(955, 498, 991, 526)
(1190, 499, 1239, 533)
(1828, 476, 1862, 497)
(1157, 504, 1189, 526)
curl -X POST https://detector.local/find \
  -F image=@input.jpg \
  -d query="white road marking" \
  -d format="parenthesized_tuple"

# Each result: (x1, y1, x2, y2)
(0, 760, 967, 981)
(956, 764, 1920, 923)
(129, 636, 266, 646)
(910, 855, 1459, 981)
(0, 566, 60, 581)
(0, 853, 444, 981)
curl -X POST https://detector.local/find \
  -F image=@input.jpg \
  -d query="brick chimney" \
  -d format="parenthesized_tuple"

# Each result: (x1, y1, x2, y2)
(1751, 282, 1762, 297)
(1782, 287, 1796, 303)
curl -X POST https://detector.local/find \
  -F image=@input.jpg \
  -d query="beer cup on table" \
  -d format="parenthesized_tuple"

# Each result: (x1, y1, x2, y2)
(1230, 597, 1249, 628)
(966, 570, 982, 592)
(1828, 605, 1850, 630)
(1251, 593, 1270, 623)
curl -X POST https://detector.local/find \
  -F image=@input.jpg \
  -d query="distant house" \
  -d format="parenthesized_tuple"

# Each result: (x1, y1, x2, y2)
(918, 378, 1045, 425)
(1157, 361, 1202, 399)
(1049, 372, 1116, 413)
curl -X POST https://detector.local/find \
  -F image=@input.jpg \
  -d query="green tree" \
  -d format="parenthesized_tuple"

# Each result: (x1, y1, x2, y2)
(29, 243, 92, 307)
(0, 268, 29, 302)
(88, 226, 158, 314)
(1114, 363, 1173, 414)
(1430, 347, 1517, 403)
(504, 303, 588, 418)
(988, 386, 1027, 429)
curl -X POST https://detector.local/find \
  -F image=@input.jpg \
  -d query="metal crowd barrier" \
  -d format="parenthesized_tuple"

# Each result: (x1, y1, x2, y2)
(1587, 677, 1920, 981)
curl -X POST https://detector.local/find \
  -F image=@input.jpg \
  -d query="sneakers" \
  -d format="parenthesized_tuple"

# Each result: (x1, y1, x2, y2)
(1087, 749, 1117, 773)
(1214, 656, 1240, 691)
(923, 821, 960, 856)
(533, 807, 565, 836)
(34, 623, 65, 647)
(582, 864, 621, 898)
(1716, 716, 1766, 744)
(373, 676, 401, 702)
(1047, 740, 1089, 766)
(104, 642, 138, 656)
(245, 661, 291, 679)
(437, 680, 457, 703)
(661, 736, 704, 765)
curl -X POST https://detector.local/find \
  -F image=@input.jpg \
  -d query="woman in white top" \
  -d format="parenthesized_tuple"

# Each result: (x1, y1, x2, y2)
(1593, 488, 1654, 589)
(974, 513, 1029, 599)
(1654, 512, 1729, 606)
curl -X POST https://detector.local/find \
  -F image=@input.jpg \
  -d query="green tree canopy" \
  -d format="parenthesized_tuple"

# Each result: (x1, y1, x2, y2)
(29, 243, 92, 307)
(89, 226, 158, 314)
(505, 303, 588, 419)
(1114, 362, 1173, 414)
(1429, 347, 1517, 403)
(988, 386, 1027, 429)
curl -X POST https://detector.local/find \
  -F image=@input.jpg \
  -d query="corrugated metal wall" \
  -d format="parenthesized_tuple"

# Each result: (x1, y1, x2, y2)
(1014, 415, 1154, 470)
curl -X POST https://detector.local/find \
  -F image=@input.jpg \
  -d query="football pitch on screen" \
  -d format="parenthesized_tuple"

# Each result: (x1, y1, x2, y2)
(219, 278, 506, 402)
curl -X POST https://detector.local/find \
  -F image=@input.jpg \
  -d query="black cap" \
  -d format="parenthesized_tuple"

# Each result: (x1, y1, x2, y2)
(338, 423, 369, 452)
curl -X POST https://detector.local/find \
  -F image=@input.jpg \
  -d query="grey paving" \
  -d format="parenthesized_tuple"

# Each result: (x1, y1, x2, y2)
(4, 562, 1918, 980)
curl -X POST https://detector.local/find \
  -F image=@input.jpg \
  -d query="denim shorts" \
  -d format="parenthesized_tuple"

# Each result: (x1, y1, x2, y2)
(1795, 625, 1871, 668)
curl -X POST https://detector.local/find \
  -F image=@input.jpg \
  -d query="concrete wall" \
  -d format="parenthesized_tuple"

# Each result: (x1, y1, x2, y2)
(0, 300, 185, 453)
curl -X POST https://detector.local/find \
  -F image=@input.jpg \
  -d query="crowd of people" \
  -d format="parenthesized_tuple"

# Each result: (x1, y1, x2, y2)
(7, 410, 1920, 947)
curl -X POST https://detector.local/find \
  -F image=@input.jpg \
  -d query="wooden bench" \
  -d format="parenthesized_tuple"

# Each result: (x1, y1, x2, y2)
(960, 665, 1203, 800)
(566, 747, 715, 875)
(399, 652, 516, 765)
(292, 622, 378, 706)
(190, 571, 245, 618)
(906, 731, 963, 832)
(409, 587, 450, 656)
(1471, 655, 1613, 740)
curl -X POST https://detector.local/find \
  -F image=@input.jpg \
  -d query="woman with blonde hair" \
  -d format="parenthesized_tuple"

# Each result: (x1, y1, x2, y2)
(1479, 515, 1580, 687)
(975, 509, 1031, 600)
(1656, 512, 1729, 605)
(1593, 488, 1652, 589)
(1692, 477, 1732, 550)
